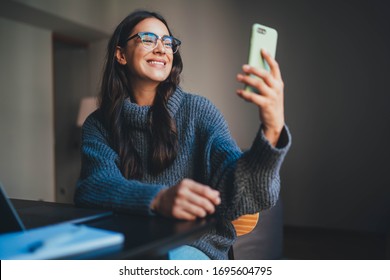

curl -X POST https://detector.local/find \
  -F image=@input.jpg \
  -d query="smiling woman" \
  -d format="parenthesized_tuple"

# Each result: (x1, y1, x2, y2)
(115, 18, 178, 102)
(74, 10, 291, 260)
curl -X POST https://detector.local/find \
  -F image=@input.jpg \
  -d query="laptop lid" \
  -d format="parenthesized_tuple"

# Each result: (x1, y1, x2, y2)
(0, 184, 25, 233)
(15, 201, 113, 229)
(1, 183, 112, 233)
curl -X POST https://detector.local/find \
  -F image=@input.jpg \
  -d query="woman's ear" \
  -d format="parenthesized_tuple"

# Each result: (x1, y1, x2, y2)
(115, 46, 127, 65)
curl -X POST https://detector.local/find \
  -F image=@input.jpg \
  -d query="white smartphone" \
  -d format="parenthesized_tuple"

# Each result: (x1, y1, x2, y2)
(246, 23, 278, 93)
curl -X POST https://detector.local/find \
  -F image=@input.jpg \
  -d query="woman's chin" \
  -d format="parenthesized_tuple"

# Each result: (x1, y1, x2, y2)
(149, 74, 170, 83)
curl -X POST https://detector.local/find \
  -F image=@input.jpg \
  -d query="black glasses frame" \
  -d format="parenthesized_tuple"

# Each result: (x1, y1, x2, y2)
(126, 32, 181, 54)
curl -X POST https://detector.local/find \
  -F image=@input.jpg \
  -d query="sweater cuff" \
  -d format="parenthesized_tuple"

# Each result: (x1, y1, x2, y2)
(113, 182, 167, 216)
(246, 124, 291, 168)
(261, 124, 291, 150)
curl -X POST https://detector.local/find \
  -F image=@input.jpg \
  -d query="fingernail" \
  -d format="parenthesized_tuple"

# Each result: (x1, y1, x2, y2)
(243, 64, 251, 70)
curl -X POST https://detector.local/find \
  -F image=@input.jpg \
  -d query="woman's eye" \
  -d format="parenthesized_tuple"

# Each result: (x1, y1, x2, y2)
(143, 39, 154, 45)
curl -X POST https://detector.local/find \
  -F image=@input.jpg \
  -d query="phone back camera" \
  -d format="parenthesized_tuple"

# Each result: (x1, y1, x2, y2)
(257, 27, 266, 34)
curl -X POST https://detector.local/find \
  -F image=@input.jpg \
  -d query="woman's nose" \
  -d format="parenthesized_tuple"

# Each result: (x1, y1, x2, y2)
(153, 39, 166, 54)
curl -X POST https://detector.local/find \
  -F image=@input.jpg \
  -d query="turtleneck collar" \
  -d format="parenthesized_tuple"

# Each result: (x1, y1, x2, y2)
(122, 87, 184, 129)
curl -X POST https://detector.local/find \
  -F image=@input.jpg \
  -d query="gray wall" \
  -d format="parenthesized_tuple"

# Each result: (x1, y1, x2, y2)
(276, 0, 390, 233)
(0, 17, 55, 201)
(0, 0, 389, 234)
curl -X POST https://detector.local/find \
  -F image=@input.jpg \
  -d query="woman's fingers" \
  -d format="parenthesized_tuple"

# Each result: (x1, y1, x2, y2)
(236, 87, 268, 107)
(238, 66, 275, 90)
(151, 179, 221, 220)
(236, 49, 283, 95)
(176, 179, 220, 214)
(171, 207, 198, 221)
(173, 199, 208, 219)
(185, 179, 221, 206)
(261, 49, 282, 80)
(236, 73, 273, 98)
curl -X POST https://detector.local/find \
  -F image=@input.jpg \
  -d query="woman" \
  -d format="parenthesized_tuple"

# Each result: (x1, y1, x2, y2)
(74, 10, 291, 260)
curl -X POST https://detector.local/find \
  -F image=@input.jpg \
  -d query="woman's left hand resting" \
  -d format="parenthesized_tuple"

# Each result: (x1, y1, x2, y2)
(150, 179, 221, 221)
(236, 49, 285, 147)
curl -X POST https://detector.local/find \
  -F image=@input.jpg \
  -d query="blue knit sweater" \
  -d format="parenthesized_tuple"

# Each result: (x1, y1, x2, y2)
(74, 87, 291, 259)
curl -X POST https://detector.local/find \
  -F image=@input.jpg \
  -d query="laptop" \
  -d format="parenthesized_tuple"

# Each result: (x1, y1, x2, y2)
(0, 183, 124, 259)
(0, 183, 112, 234)
(0, 184, 25, 233)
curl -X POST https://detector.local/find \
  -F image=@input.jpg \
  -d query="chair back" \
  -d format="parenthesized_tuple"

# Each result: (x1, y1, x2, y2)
(231, 213, 259, 237)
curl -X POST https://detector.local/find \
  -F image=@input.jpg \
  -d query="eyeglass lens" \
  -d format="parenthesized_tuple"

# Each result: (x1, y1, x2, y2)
(140, 33, 178, 53)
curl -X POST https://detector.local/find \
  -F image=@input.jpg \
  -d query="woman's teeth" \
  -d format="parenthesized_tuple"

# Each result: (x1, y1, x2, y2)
(148, 61, 164, 65)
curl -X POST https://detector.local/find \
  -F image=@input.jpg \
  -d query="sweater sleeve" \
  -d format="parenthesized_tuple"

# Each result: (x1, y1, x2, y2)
(197, 98, 291, 221)
(74, 112, 166, 215)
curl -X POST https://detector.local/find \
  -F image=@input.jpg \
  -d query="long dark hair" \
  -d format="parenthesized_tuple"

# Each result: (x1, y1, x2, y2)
(99, 10, 183, 179)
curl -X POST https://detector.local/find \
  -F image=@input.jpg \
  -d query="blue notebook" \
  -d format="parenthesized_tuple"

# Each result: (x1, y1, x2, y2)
(0, 223, 124, 260)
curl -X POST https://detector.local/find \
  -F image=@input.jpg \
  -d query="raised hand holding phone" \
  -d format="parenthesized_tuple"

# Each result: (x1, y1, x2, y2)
(236, 23, 285, 147)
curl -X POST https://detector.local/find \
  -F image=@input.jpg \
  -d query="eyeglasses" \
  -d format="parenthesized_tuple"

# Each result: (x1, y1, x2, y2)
(126, 32, 181, 54)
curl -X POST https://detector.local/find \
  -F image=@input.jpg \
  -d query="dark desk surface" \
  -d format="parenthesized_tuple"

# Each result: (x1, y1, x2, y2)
(12, 199, 215, 259)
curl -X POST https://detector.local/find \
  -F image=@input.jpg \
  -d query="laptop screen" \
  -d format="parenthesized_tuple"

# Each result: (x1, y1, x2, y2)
(0, 184, 25, 233)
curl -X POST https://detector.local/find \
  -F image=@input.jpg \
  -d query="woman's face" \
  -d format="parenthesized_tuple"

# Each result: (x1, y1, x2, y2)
(116, 18, 173, 87)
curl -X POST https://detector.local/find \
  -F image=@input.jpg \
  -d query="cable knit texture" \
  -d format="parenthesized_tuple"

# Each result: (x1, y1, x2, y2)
(74, 87, 291, 259)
